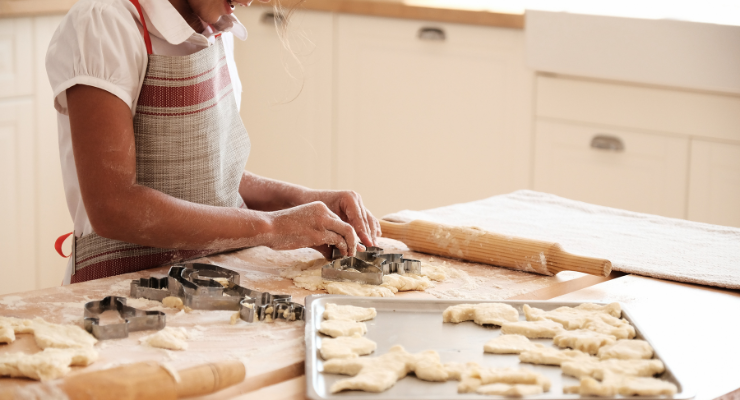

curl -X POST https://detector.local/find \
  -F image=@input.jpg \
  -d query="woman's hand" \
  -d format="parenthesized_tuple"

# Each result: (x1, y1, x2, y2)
(303, 190, 381, 248)
(266, 201, 362, 259)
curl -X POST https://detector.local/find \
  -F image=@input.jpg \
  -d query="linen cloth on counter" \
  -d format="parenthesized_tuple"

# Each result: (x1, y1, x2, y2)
(383, 190, 740, 290)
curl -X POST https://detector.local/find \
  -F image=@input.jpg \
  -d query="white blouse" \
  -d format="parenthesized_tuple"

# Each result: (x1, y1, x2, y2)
(46, 0, 248, 284)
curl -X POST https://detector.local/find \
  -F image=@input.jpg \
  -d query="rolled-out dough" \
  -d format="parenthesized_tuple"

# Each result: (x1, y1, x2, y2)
(325, 282, 395, 297)
(381, 274, 433, 293)
(500, 320, 564, 339)
(483, 334, 545, 354)
(0, 347, 99, 381)
(443, 303, 519, 326)
(598, 339, 654, 360)
(0, 316, 33, 334)
(519, 347, 592, 366)
(561, 358, 665, 380)
(30, 318, 98, 349)
(320, 334, 377, 360)
(553, 329, 617, 355)
(319, 320, 368, 338)
(139, 327, 190, 351)
(323, 303, 377, 322)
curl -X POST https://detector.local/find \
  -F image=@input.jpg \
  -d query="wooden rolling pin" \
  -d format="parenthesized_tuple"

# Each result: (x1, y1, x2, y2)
(0, 360, 245, 400)
(380, 219, 611, 277)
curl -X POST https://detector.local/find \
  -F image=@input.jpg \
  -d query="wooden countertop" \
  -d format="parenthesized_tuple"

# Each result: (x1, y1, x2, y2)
(0, 0, 525, 28)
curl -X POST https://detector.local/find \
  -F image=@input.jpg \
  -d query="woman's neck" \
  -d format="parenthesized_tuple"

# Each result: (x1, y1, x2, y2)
(168, 0, 203, 32)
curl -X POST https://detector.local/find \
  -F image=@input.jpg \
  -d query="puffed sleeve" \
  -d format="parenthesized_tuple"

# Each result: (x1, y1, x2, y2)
(46, 0, 148, 115)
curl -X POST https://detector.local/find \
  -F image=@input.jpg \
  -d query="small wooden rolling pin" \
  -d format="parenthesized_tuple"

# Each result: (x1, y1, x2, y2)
(380, 219, 611, 277)
(0, 360, 245, 400)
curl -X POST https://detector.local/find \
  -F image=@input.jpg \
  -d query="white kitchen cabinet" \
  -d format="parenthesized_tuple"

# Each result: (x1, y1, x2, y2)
(0, 98, 37, 294)
(234, 8, 333, 191)
(533, 120, 689, 218)
(336, 15, 533, 217)
(688, 140, 740, 228)
(0, 18, 33, 99)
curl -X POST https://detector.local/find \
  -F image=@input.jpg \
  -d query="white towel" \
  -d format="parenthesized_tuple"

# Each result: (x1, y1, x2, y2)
(383, 190, 740, 290)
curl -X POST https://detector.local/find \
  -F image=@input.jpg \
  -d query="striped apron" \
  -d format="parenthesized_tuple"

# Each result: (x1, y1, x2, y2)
(69, 0, 250, 283)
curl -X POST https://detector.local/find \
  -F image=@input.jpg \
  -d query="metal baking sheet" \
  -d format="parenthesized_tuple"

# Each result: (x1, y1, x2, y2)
(305, 295, 693, 400)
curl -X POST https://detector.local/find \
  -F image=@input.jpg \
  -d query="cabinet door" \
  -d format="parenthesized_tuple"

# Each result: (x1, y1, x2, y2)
(0, 18, 33, 98)
(336, 15, 533, 217)
(234, 8, 333, 190)
(688, 140, 740, 228)
(533, 120, 689, 218)
(0, 99, 36, 295)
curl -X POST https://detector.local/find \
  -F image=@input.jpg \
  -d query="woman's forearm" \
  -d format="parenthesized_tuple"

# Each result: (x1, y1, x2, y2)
(239, 171, 318, 211)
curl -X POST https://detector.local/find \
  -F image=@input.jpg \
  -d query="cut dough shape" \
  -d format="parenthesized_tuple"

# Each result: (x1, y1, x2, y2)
(319, 320, 368, 338)
(598, 339, 654, 360)
(472, 367, 551, 390)
(325, 282, 395, 297)
(519, 347, 592, 366)
(0, 324, 15, 344)
(568, 370, 677, 396)
(556, 303, 622, 318)
(561, 358, 665, 380)
(501, 320, 564, 339)
(162, 297, 192, 313)
(443, 303, 519, 326)
(30, 318, 98, 349)
(320, 334, 377, 360)
(381, 274, 433, 293)
(0, 347, 99, 381)
(583, 315, 636, 340)
(553, 329, 617, 355)
(443, 361, 479, 381)
(484, 334, 546, 354)
(323, 345, 451, 393)
(476, 383, 544, 396)
(323, 303, 377, 322)
(139, 327, 190, 351)
(523, 303, 622, 330)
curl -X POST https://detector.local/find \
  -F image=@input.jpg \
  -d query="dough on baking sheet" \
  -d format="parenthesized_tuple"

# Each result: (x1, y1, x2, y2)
(484, 334, 546, 354)
(0, 347, 99, 381)
(519, 347, 592, 366)
(442, 361, 479, 381)
(323, 303, 377, 322)
(559, 303, 622, 318)
(0, 324, 15, 344)
(410, 350, 448, 382)
(325, 281, 395, 297)
(476, 383, 544, 396)
(584, 315, 636, 340)
(553, 329, 617, 355)
(443, 303, 519, 326)
(501, 320, 564, 339)
(523, 303, 622, 330)
(598, 339, 654, 360)
(561, 358, 665, 380)
(139, 327, 190, 351)
(162, 296, 192, 313)
(472, 367, 551, 391)
(568, 371, 677, 397)
(319, 320, 368, 338)
(381, 274, 433, 293)
(320, 334, 377, 360)
(30, 318, 98, 349)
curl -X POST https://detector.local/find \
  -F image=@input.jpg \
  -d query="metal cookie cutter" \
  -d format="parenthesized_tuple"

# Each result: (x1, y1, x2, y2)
(322, 246, 423, 285)
(84, 296, 166, 340)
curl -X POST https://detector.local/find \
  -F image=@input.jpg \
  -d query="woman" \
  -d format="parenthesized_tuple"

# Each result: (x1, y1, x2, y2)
(46, 0, 379, 284)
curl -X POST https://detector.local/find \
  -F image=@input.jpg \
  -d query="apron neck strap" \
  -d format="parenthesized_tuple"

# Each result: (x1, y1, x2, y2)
(129, 0, 153, 55)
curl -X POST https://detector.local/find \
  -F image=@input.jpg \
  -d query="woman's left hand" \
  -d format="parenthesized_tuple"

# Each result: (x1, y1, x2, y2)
(306, 190, 381, 247)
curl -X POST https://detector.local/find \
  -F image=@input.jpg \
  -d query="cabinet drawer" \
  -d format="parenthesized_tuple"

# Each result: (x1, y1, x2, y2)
(536, 75, 740, 143)
(0, 17, 33, 98)
(688, 140, 740, 228)
(533, 120, 689, 218)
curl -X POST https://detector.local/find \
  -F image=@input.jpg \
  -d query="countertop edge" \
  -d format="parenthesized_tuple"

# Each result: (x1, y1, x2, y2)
(0, 0, 525, 29)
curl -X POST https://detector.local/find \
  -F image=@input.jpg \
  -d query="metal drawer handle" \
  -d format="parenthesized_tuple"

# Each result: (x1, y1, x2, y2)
(591, 135, 624, 151)
(418, 27, 446, 41)
(261, 12, 284, 24)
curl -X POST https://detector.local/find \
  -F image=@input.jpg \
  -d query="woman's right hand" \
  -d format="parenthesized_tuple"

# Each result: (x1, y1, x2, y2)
(266, 201, 361, 259)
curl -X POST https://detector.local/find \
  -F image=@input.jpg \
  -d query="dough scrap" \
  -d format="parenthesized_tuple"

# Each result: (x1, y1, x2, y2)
(30, 318, 98, 349)
(0, 347, 99, 381)
(139, 327, 190, 351)
(320, 334, 377, 360)
(0, 316, 34, 334)
(0, 324, 15, 344)
(500, 320, 564, 338)
(162, 296, 192, 313)
(568, 371, 677, 396)
(476, 383, 544, 397)
(553, 329, 617, 355)
(323, 303, 377, 322)
(519, 347, 592, 366)
(443, 303, 519, 326)
(325, 281, 395, 297)
(483, 334, 546, 354)
(421, 263, 450, 281)
(211, 277, 230, 287)
(381, 274, 434, 293)
(319, 320, 368, 338)
(561, 358, 665, 380)
(598, 339, 654, 360)
(324, 345, 452, 393)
